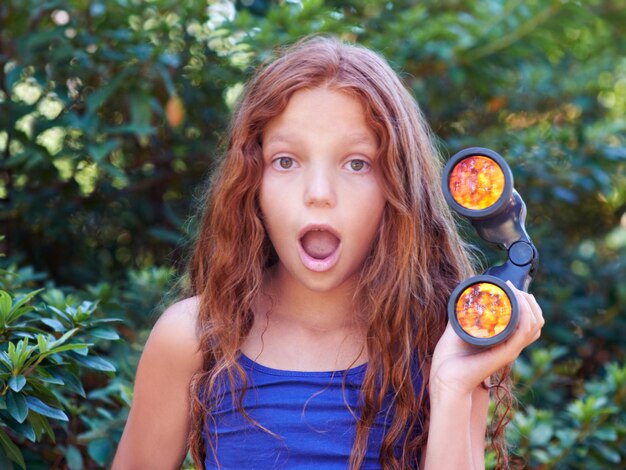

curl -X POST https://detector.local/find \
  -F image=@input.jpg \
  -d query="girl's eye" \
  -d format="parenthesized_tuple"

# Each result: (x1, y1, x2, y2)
(273, 156, 295, 170)
(346, 159, 370, 172)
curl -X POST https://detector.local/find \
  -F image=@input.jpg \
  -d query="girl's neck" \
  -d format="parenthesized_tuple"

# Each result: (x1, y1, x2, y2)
(260, 264, 362, 331)
(240, 265, 368, 372)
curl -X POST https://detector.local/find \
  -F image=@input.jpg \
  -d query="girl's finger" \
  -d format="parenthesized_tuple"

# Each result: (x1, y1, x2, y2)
(516, 289, 544, 334)
(526, 293, 544, 326)
(506, 281, 543, 346)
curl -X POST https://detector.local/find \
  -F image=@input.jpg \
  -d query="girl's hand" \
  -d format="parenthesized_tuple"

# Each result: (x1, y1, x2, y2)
(429, 281, 544, 397)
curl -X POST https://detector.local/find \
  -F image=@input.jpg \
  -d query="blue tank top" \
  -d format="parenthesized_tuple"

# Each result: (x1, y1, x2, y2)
(202, 354, 422, 469)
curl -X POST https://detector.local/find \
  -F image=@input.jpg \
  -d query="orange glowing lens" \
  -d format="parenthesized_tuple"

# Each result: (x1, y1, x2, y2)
(448, 156, 505, 210)
(455, 282, 512, 338)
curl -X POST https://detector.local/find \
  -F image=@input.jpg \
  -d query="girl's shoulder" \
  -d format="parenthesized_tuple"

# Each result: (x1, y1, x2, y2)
(155, 295, 201, 335)
(146, 295, 203, 370)
(112, 296, 202, 468)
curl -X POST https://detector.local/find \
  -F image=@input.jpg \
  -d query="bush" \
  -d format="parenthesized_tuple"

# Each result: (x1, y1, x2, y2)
(0, 251, 119, 468)
(0, 236, 175, 468)
(508, 350, 626, 468)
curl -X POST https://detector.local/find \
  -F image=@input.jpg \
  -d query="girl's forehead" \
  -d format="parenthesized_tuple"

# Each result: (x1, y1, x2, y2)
(262, 88, 377, 145)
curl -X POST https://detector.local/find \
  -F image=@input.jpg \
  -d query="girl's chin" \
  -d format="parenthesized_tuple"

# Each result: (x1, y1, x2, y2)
(272, 263, 359, 295)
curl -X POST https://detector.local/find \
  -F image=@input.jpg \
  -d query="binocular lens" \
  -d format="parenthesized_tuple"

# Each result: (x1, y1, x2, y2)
(444, 148, 531, 346)
(455, 282, 513, 339)
(448, 156, 505, 211)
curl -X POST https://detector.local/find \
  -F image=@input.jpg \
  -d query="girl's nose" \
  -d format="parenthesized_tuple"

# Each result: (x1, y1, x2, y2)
(304, 165, 337, 208)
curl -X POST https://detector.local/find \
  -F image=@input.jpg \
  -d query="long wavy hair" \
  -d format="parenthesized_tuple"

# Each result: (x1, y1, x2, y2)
(181, 35, 512, 469)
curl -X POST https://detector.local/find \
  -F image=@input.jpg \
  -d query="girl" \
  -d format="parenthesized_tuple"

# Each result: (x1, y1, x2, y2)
(113, 36, 543, 469)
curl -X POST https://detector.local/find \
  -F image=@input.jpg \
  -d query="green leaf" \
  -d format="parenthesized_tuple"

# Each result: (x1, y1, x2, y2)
(87, 438, 112, 467)
(7, 342, 16, 362)
(27, 411, 55, 442)
(148, 226, 183, 244)
(40, 289, 66, 309)
(4, 63, 24, 90)
(56, 371, 86, 397)
(129, 93, 152, 136)
(36, 334, 48, 354)
(71, 354, 116, 372)
(35, 369, 64, 386)
(0, 428, 25, 470)
(25, 396, 68, 421)
(46, 342, 92, 357)
(73, 347, 89, 356)
(531, 448, 552, 464)
(10, 338, 35, 371)
(8, 289, 43, 320)
(156, 62, 176, 95)
(85, 70, 130, 114)
(593, 442, 621, 464)
(0, 443, 14, 470)
(595, 426, 618, 442)
(4, 417, 35, 443)
(88, 327, 120, 341)
(46, 305, 72, 323)
(6, 391, 28, 423)
(8, 375, 26, 393)
(91, 318, 123, 325)
(40, 318, 65, 332)
(0, 290, 12, 322)
(529, 422, 553, 446)
(0, 351, 12, 369)
(66, 444, 84, 470)
(16, 339, 33, 368)
(87, 140, 119, 163)
(95, 406, 114, 420)
(26, 380, 58, 405)
(49, 328, 79, 350)
(6, 306, 35, 325)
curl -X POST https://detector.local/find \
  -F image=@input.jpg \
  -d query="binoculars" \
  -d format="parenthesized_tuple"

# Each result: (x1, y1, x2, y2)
(442, 148, 538, 347)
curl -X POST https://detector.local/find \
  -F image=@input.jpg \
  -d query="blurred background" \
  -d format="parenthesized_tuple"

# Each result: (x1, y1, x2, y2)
(0, 0, 624, 468)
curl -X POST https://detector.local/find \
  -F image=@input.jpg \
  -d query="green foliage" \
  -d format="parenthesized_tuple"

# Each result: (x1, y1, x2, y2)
(508, 353, 626, 468)
(0, 275, 119, 467)
(1, 0, 625, 468)
(1, 0, 240, 284)
(0, 245, 174, 468)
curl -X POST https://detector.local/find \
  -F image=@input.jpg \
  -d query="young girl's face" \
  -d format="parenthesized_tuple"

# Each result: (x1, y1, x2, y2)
(260, 87, 386, 293)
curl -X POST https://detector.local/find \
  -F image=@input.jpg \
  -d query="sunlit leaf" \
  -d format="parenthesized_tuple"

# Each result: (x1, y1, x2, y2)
(6, 391, 28, 423)
(8, 375, 26, 393)
(25, 396, 68, 421)
(70, 353, 116, 372)
(66, 445, 84, 470)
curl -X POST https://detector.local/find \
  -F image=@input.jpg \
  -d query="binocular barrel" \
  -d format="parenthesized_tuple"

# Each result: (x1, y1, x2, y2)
(443, 148, 538, 347)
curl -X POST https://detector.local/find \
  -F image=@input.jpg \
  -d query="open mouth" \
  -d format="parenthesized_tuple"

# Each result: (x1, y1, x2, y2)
(300, 229, 340, 259)
(298, 227, 341, 271)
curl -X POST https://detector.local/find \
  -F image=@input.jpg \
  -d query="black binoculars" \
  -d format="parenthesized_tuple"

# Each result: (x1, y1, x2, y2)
(442, 148, 539, 347)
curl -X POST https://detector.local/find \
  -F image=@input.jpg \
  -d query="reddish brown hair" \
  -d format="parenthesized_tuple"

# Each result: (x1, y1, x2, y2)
(182, 35, 511, 469)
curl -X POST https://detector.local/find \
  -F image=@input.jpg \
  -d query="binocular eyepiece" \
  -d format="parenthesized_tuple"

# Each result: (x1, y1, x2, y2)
(442, 148, 539, 347)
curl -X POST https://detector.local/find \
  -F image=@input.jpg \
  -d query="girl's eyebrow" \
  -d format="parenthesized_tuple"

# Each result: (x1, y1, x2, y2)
(346, 132, 377, 147)
(265, 132, 299, 145)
